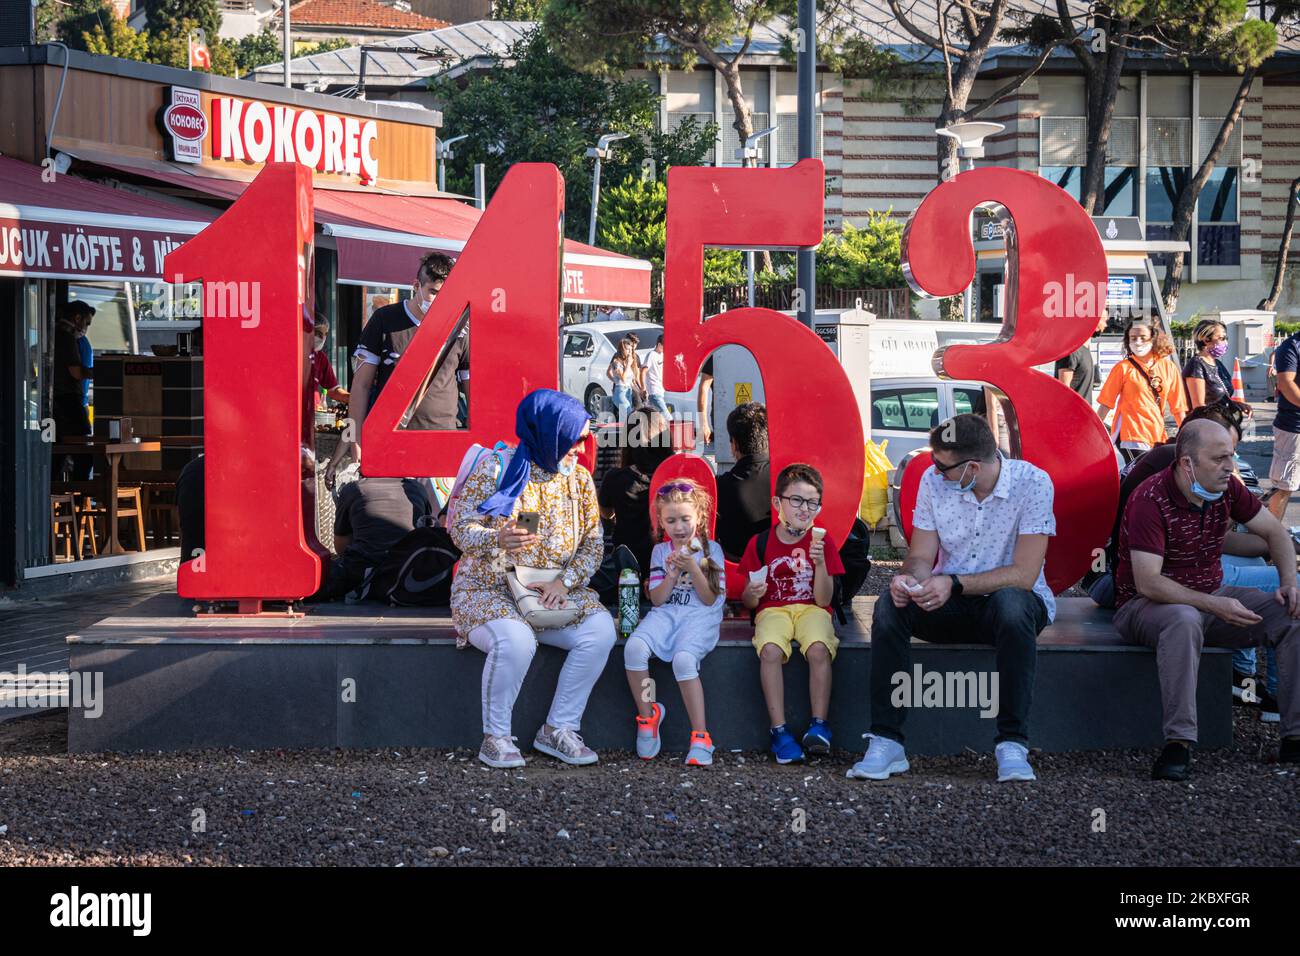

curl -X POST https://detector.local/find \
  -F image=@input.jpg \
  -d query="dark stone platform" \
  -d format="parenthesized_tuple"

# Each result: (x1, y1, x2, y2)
(65, 594, 1232, 755)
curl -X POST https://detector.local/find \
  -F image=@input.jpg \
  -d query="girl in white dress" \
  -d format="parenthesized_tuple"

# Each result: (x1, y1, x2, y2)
(623, 478, 726, 765)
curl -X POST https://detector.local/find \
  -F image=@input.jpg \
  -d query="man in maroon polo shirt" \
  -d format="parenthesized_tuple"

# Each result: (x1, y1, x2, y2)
(1114, 419, 1300, 780)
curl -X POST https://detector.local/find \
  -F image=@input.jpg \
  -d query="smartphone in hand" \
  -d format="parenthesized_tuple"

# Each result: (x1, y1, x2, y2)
(515, 511, 541, 536)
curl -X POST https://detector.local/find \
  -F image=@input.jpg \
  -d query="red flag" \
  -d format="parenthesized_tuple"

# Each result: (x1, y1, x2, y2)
(190, 39, 212, 70)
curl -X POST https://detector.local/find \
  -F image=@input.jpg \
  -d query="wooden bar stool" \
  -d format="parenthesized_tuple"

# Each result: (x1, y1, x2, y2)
(49, 494, 79, 561)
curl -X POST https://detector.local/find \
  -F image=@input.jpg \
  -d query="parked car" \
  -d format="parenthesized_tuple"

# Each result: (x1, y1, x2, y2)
(868, 376, 1013, 468)
(561, 320, 698, 421)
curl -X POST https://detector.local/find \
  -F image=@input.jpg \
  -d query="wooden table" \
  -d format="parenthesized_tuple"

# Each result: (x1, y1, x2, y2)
(52, 439, 163, 555)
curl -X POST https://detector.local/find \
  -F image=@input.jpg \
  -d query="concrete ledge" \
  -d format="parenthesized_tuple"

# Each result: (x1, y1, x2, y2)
(65, 594, 1233, 755)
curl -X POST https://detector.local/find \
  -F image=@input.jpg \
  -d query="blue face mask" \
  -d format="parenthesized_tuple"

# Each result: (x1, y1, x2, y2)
(954, 462, 977, 493)
(1185, 462, 1224, 501)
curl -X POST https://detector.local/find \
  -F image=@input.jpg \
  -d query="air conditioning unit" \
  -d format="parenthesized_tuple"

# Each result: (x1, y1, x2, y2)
(0, 0, 35, 47)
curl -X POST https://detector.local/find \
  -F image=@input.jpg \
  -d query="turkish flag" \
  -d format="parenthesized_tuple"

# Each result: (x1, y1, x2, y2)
(190, 40, 212, 70)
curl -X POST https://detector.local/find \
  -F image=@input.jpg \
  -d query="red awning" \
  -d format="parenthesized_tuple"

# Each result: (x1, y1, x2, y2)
(87, 162, 652, 308)
(0, 157, 214, 281)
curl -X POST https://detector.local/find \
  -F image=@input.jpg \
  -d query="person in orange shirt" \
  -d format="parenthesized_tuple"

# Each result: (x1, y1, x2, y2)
(1097, 320, 1188, 463)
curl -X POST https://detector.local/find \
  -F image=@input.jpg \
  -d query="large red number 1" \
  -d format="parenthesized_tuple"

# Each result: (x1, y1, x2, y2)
(900, 167, 1118, 592)
(170, 163, 323, 600)
(662, 160, 865, 554)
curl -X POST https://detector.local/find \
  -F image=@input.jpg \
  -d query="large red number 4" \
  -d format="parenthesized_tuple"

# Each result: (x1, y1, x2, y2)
(900, 167, 1118, 592)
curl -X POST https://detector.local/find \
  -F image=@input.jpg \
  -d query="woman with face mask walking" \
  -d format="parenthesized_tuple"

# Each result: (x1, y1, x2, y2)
(1183, 319, 1235, 410)
(1097, 320, 1189, 464)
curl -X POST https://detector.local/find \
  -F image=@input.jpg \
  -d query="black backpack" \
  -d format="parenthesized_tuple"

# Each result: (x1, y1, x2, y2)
(357, 526, 461, 607)
(754, 519, 871, 625)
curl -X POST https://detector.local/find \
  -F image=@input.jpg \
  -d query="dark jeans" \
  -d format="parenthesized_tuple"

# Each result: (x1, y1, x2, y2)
(869, 587, 1049, 746)
(308, 552, 372, 603)
(53, 395, 92, 481)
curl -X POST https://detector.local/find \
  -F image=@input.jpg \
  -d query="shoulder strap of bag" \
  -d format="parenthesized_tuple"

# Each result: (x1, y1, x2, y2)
(1126, 355, 1162, 402)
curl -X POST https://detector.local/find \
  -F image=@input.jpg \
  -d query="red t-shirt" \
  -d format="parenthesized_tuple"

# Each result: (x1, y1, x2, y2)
(738, 528, 845, 614)
(310, 349, 338, 407)
(1113, 465, 1261, 608)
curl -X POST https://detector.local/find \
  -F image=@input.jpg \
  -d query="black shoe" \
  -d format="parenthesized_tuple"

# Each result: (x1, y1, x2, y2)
(1232, 670, 1258, 704)
(1280, 738, 1300, 764)
(1259, 691, 1280, 724)
(1151, 742, 1193, 781)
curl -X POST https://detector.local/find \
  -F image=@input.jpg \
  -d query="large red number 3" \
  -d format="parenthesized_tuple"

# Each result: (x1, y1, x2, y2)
(661, 160, 865, 558)
(900, 167, 1118, 592)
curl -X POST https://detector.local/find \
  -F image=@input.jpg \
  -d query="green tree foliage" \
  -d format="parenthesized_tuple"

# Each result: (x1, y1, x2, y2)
(144, 0, 221, 44)
(814, 212, 904, 289)
(429, 28, 715, 240)
(491, 0, 548, 18)
(83, 13, 151, 61)
(229, 27, 283, 75)
(54, 0, 114, 50)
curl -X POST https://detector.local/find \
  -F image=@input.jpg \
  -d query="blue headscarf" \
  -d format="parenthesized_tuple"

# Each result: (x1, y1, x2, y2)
(477, 388, 590, 517)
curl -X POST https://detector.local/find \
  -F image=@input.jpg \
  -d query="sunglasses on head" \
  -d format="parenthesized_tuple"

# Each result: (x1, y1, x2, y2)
(656, 482, 695, 496)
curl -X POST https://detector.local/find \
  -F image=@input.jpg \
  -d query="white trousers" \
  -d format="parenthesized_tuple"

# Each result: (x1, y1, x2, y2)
(467, 612, 617, 738)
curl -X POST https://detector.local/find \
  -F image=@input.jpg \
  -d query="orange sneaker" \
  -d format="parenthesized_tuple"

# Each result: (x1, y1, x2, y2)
(685, 731, 715, 766)
(635, 702, 666, 759)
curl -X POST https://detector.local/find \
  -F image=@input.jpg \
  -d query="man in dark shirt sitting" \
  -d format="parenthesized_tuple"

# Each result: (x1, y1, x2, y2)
(1113, 419, 1300, 780)
(313, 477, 431, 601)
(715, 403, 771, 561)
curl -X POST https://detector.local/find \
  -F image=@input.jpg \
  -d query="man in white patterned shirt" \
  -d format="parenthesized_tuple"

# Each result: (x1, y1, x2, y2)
(850, 414, 1056, 784)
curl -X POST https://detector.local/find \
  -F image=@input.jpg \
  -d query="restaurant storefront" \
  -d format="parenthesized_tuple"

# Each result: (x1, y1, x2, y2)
(0, 45, 651, 590)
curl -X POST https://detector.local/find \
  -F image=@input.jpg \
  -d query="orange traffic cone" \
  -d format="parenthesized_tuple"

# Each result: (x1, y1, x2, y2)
(1232, 358, 1246, 402)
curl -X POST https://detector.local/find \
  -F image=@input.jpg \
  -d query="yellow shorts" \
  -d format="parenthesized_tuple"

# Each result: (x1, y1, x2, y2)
(753, 604, 839, 662)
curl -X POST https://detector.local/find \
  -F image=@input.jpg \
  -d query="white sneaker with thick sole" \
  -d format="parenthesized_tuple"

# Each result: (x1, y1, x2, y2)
(994, 741, 1036, 782)
(533, 726, 599, 766)
(846, 734, 909, 780)
(478, 734, 525, 769)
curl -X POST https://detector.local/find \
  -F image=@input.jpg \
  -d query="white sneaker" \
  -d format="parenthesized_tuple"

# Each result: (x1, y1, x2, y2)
(846, 734, 909, 780)
(994, 741, 1036, 782)
(534, 726, 599, 766)
(478, 734, 525, 769)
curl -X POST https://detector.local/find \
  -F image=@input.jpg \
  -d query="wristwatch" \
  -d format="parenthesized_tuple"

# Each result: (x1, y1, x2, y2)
(561, 570, 579, 590)
(950, 574, 964, 596)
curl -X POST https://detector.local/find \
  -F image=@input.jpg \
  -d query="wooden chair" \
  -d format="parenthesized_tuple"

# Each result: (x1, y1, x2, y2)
(142, 483, 180, 549)
(78, 487, 148, 553)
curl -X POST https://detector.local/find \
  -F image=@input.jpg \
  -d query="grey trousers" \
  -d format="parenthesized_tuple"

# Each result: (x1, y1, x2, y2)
(1113, 586, 1300, 742)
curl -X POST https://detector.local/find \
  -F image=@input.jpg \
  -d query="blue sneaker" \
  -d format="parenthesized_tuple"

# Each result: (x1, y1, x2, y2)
(802, 718, 832, 755)
(994, 741, 1036, 782)
(846, 734, 909, 780)
(770, 725, 804, 764)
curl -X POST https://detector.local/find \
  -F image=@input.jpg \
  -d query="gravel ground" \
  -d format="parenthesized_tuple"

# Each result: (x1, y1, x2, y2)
(0, 703, 1294, 867)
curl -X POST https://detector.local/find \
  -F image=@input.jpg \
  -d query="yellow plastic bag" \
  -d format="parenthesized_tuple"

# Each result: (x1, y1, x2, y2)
(859, 439, 891, 526)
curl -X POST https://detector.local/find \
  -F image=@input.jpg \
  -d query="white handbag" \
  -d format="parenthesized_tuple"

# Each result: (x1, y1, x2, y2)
(504, 476, 584, 630)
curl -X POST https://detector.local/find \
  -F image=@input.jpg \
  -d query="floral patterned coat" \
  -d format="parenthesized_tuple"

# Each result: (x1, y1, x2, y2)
(449, 451, 606, 645)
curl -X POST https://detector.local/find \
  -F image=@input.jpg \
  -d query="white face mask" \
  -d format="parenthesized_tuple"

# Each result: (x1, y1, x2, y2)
(1130, 340, 1153, 358)
(312, 335, 325, 352)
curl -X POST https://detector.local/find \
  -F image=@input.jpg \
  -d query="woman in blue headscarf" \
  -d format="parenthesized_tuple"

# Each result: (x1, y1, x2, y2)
(450, 389, 616, 770)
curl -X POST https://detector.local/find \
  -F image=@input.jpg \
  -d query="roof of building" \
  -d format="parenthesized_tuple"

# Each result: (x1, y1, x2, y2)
(253, 8, 1300, 89)
(286, 0, 450, 31)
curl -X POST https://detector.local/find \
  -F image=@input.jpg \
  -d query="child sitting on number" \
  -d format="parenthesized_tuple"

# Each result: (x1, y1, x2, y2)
(624, 478, 727, 766)
(739, 463, 845, 764)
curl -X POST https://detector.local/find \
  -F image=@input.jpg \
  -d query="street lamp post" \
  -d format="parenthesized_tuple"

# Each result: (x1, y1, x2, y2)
(436, 134, 468, 194)
(935, 121, 1004, 322)
(736, 125, 778, 308)
(584, 132, 630, 321)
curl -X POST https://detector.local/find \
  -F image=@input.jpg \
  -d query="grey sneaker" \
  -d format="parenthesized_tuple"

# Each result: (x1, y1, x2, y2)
(635, 702, 666, 760)
(994, 741, 1036, 782)
(533, 726, 599, 766)
(479, 734, 525, 769)
(846, 733, 909, 780)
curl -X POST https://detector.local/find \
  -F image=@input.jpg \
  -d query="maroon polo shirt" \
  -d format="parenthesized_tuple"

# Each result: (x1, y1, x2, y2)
(1113, 465, 1261, 607)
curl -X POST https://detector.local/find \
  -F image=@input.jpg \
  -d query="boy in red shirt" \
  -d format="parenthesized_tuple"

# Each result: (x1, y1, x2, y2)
(739, 463, 845, 764)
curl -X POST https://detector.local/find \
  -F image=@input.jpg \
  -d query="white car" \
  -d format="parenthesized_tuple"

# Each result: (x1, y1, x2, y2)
(561, 320, 698, 421)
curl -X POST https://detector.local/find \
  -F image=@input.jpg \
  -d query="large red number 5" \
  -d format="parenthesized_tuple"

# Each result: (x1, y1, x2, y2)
(170, 163, 322, 601)
(900, 167, 1118, 592)
(662, 160, 865, 554)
